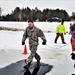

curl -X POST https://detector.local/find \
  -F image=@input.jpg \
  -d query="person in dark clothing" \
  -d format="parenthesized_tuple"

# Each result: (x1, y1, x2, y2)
(71, 21, 75, 34)
(69, 23, 73, 34)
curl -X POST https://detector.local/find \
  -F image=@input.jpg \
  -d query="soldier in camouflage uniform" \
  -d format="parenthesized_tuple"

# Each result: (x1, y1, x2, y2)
(22, 19, 47, 68)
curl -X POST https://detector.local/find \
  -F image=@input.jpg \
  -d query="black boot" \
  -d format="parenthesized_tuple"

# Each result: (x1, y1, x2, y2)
(54, 41, 57, 44)
(24, 61, 32, 69)
(62, 42, 66, 44)
(36, 60, 40, 67)
(74, 62, 75, 68)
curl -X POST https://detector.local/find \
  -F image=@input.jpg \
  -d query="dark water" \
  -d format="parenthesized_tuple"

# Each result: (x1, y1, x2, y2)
(0, 60, 53, 75)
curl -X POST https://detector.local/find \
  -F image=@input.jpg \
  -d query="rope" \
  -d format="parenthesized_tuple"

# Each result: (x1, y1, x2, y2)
(45, 43, 70, 49)
(39, 40, 70, 49)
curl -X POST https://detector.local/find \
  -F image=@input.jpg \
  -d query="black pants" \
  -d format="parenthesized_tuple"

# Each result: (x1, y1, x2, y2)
(54, 33, 65, 43)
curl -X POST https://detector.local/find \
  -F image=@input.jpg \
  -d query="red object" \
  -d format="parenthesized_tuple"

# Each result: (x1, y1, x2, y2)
(22, 45, 28, 54)
(71, 37, 75, 52)
(73, 30, 75, 34)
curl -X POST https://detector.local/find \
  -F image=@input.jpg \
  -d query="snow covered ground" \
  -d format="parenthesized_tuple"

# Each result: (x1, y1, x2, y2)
(0, 21, 75, 75)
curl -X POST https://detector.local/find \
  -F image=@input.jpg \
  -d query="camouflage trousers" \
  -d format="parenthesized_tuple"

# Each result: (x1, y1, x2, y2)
(26, 45, 41, 64)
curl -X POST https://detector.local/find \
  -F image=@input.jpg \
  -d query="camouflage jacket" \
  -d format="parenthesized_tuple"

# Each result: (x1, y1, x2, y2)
(22, 26, 47, 46)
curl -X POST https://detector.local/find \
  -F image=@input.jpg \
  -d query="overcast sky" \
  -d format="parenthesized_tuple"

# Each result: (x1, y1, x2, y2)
(0, 0, 75, 16)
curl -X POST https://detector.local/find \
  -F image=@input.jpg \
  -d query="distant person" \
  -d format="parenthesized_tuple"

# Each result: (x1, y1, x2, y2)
(69, 23, 73, 34)
(70, 18, 75, 52)
(70, 17, 75, 68)
(54, 20, 66, 44)
(70, 30, 75, 67)
(71, 30, 75, 53)
(22, 19, 47, 68)
(71, 20, 75, 34)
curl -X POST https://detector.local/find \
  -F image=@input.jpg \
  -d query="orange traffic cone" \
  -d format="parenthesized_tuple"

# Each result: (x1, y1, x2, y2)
(22, 45, 28, 54)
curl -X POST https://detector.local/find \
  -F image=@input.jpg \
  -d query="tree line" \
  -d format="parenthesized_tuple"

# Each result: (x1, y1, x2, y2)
(0, 7, 71, 21)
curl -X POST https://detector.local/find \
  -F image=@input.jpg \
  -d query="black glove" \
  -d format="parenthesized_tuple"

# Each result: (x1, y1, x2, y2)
(70, 53, 75, 60)
(22, 42, 25, 45)
(42, 41, 46, 45)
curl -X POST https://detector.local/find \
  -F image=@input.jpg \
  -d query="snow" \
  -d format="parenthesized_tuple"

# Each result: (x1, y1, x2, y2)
(0, 21, 75, 75)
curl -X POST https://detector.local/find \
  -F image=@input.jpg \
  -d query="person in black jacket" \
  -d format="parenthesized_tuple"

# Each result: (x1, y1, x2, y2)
(71, 18, 75, 34)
